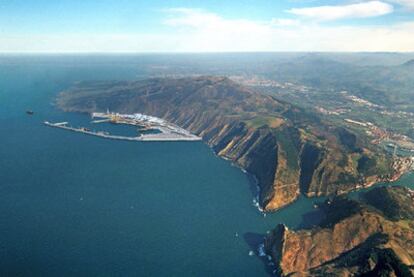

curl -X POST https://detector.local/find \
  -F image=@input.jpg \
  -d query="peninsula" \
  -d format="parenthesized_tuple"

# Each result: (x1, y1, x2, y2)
(57, 76, 413, 211)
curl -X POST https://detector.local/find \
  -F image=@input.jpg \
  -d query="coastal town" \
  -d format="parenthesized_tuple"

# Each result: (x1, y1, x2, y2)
(230, 75, 310, 92)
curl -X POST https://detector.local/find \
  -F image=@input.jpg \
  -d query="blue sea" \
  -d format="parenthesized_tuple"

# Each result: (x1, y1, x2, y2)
(0, 55, 413, 276)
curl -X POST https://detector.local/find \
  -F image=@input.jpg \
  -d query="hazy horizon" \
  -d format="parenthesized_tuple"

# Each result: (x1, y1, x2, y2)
(2, 0, 414, 52)
(1, 51, 414, 54)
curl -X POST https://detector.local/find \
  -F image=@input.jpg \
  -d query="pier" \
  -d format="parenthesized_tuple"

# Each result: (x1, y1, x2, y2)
(44, 117, 202, 142)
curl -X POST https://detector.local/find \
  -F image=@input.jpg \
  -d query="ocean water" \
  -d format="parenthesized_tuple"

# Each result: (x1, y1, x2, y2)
(0, 55, 412, 276)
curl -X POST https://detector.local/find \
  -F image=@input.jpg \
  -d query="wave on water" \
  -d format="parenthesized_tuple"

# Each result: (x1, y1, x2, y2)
(209, 147, 265, 213)
(258, 243, 266, 257)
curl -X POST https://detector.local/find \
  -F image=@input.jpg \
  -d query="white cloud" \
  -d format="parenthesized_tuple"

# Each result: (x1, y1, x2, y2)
(271, 18, 301, 26)
(160, 8, 277, 52)
(163, 8, 222, 28)
(2, 8, 414, 53)
(386, 0, 414, 10)
(287, 1, 394, 21)
(154, 8, 414, 52)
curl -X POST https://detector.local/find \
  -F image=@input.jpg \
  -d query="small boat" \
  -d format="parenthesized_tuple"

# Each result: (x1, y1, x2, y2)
(26, 110, 34, 115)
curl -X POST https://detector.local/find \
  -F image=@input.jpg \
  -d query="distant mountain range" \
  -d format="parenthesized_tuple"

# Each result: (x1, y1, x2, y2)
(403, 59, 414, 67)
(267, 55, 414, 110)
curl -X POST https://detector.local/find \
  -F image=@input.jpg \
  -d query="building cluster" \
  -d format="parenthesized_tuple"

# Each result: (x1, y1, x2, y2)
(316, 106, 348, 115)
(122, 113, 165, 125)
(229, 75, 309, 92)
(340, 91, 382, 109)
(380, 110, 414, 119)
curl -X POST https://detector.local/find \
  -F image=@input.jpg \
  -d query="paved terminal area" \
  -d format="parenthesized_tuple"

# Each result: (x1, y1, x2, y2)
(44, 112, 202, 142)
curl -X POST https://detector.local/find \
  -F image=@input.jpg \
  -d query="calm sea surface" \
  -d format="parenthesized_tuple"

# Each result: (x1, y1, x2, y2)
(1, 55, 412, 276)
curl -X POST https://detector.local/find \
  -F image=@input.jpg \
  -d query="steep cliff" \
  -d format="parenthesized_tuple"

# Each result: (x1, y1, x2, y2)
(57, 76, 406, 211)
(265, 186, 414, 276)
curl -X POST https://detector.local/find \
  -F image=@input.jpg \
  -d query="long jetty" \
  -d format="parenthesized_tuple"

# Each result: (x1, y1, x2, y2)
(44, 121, 202, 142)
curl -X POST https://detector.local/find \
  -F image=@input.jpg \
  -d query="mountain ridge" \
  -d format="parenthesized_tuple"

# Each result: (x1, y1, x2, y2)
(56, 76, 410, 211)
(265, 186, 414, 276)
(403, 59, 414, 67)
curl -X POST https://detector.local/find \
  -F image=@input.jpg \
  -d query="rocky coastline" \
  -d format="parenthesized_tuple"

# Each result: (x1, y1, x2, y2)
(56, 76, 409, 211)
(264, 186, 414, 276)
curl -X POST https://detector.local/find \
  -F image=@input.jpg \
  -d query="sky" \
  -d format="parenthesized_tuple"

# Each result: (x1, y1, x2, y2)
(1, 0, 414, 52)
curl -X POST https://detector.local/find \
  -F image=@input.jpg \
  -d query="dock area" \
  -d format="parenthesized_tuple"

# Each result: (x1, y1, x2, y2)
(44, 112, 202, 142)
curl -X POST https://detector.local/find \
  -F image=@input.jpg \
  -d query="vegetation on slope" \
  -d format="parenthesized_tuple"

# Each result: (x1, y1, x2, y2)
(57, 76, 400, 211)
(265, 186, 414, 276)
